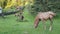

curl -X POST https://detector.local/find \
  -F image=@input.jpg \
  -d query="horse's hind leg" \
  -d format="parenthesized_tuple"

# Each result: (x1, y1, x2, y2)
(42, 20, 46, 30)
(49, 18, 53, 31)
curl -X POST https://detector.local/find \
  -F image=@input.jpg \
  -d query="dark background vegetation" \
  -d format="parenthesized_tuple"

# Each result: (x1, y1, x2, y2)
(30, 0, 60, 16)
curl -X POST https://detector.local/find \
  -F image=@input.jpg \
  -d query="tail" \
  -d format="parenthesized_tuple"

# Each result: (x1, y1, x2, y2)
(34, 16, 40, 28)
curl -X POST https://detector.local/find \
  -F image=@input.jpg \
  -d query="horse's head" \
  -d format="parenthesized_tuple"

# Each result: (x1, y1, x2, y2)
(48, 11, 56, 16)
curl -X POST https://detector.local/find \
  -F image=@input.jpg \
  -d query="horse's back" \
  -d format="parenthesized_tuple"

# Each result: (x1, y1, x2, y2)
(37, 11, 54, 20)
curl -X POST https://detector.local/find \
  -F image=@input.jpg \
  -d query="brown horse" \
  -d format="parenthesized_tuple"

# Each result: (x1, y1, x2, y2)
(34, 11, 56, 31)
(15, 6, 24, 21)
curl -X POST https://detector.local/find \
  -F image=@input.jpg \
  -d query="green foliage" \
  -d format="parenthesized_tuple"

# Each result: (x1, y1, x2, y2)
(3, 6, 16, 12)
(0, 0, 7, 9)
(31, 0, 60, 15)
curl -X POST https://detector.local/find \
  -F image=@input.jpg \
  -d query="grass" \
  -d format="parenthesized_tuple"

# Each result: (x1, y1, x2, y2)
(0, 11, 60, 34)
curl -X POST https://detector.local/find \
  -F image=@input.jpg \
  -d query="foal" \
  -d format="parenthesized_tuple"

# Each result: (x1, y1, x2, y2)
(34, 11, 56, 31)
(15, 6, 24, 21)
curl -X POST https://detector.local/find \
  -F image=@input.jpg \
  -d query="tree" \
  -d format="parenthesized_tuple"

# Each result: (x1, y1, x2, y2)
(31, 0, 60, 15)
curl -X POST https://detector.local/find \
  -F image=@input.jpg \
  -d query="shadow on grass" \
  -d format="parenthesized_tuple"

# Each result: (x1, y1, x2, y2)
(16, 20, 29, 22)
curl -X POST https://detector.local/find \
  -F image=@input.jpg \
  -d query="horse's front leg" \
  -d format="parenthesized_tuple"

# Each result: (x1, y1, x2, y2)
(42, 20, 46, 30)
(49, 18, 53, 31)
(34, 19, 40, 28)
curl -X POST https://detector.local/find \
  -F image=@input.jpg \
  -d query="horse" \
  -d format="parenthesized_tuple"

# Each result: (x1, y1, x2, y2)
(15, 6, 24, 21)
(34, 11, 56, 31)
(15, 13, 24, 21)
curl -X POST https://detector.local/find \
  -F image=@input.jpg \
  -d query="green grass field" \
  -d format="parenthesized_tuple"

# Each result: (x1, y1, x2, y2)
(0, 11, 60, 34)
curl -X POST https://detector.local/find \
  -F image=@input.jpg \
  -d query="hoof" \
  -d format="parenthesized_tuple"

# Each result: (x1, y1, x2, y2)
(49, 27, 52, 31)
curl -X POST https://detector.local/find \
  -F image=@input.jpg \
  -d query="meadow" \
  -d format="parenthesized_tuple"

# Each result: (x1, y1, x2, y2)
(0, 11, 60, 34)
